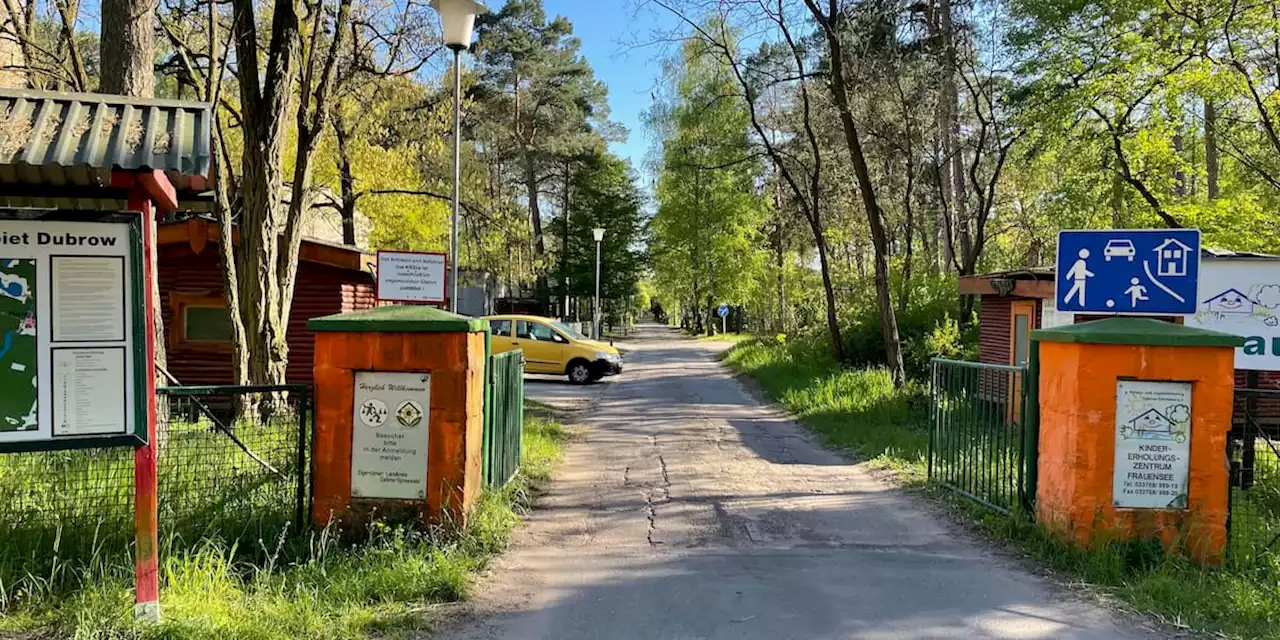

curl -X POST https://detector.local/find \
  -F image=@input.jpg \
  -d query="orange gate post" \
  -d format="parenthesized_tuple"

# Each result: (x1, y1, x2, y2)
(1033, 318, 1243, 564)
(308, 306, 488, 530)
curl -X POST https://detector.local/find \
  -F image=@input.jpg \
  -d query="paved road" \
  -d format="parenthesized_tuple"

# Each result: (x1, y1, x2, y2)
(441, 324, 1151, 640)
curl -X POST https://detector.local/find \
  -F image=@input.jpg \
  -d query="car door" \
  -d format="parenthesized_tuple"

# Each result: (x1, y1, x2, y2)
(488, 319, 514, 356)
(515, 320, 567, 374)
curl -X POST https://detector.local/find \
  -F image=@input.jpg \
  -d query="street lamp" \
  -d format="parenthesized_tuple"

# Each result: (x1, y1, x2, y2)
(430, 0, 488, 313)
(592, 227, 605, 339)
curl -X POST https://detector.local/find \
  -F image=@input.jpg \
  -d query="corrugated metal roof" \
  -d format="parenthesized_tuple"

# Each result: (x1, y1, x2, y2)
(0, 88, 213, 196)
(1202, 246, 1280, 260)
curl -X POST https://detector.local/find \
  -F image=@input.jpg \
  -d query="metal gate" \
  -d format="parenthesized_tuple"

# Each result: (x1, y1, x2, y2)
(485, 350, 525, 487)
(928, 358, 1036, 515)
(1227, 384, 1280, 565)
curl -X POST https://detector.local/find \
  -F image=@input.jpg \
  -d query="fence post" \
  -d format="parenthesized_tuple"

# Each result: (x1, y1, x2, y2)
(131, 192, 161, 623)
(296, 386, 310, 532)
(1022, 339, 1040, 515)
(927, 359, 937, 483)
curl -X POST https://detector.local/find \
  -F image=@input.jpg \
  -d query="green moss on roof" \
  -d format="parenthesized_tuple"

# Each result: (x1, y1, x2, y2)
(308, 305, 487, 333)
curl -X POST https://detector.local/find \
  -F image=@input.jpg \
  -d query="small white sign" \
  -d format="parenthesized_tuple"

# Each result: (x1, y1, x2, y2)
(351, 371, 430, 500)
(1113, 380, 1192, 509)
(377, 251, 446, 304)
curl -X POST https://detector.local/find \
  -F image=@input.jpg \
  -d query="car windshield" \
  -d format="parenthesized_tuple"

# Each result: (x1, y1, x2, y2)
(552, 321, 586, 340)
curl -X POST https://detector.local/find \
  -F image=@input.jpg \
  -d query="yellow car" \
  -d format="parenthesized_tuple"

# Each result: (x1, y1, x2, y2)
(484, 314, 623, 384)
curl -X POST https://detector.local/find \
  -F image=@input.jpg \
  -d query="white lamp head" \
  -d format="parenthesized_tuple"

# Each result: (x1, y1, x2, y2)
(430, 0, 489, 51)
(593, 227, 606, 242)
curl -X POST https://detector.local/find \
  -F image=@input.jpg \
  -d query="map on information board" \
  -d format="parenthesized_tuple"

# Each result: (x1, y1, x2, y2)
(0, 258, 36, 432)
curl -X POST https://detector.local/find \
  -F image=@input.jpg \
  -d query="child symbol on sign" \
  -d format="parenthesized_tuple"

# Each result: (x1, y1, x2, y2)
(1125, 277, 1149, 308)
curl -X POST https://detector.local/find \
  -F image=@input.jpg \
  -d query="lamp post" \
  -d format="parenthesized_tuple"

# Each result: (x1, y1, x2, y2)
(430, 0, 488, 313)
(592, 227, 605, 340)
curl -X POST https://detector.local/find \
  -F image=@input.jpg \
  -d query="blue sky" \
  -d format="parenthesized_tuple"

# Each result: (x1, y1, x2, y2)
(533, 0, 682, 175)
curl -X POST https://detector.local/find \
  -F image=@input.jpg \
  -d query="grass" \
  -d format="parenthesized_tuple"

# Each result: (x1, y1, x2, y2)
(695, 332, 755, 344)
(722, 337, 929, 482)
(0, 403, 569, 639)
(724, 336, 1280, 640)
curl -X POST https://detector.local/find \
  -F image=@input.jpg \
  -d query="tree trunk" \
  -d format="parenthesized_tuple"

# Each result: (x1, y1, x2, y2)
(937, 0, 969, 268)
(807, 0, 905, 384)
(775, 217, 786, 334)
(98, 0, 165, 411)
(1205, 99, 1219, 199)
(334, 112, 359, 246)
(523, 152, 549, 303)
(813, 225, 843, 363)
(229, 0, 301, 387)
(561, 159, 571, 316)
(898, 173, 915, 317)
(99, 0, 154, 96)
(0, 0, 29, 88)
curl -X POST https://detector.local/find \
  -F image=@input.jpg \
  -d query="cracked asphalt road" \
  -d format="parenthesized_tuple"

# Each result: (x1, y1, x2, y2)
(438, 323, 1153, 640)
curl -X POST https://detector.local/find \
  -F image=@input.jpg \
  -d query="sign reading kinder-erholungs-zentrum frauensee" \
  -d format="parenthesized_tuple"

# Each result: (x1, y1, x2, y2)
(0, 211, 147, 451)
(1113, 380, 1192, 509)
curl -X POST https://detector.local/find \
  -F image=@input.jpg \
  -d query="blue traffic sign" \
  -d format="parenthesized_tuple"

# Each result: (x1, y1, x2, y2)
(1055, 229, 1201, 315)
(718, 304, 730, 318)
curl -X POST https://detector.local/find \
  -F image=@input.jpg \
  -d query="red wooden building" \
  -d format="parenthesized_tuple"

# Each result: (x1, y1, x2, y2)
(157, 217, 375, 386)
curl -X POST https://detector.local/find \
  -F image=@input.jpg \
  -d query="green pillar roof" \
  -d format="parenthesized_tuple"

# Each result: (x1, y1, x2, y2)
(308, 306, 488, 333)
(1031, 317, 1243, 348)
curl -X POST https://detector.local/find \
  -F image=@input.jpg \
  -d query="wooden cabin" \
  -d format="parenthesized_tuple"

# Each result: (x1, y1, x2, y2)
(157, 217, 376, 386)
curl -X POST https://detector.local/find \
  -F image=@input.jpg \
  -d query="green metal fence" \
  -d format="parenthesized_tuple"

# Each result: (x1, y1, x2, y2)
(929, 358, 1034, 515)
(485, 350, 525, 487)
(1227, 386, 1280, 566)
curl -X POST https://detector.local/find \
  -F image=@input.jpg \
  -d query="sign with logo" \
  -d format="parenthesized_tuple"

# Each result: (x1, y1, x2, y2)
(376, 251, 446, 304)
(351, 371, 430, 500)
(1113, 380, 1191, 509)
(0, 212, 147, 452)
(1056, 229, 1201, 315)
(1185, 258, 1280, 371)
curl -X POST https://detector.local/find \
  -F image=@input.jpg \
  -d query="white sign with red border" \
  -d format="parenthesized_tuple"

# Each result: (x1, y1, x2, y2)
(376, 251, 447, 304)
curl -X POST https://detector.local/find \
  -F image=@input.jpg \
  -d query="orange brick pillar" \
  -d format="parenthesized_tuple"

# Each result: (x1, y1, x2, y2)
(1033, 318, 1242, 564)
(307, 306, 488, 530)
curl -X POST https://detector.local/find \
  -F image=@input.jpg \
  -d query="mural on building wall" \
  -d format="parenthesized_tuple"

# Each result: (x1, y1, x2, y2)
(1188, 260, 1280, 370)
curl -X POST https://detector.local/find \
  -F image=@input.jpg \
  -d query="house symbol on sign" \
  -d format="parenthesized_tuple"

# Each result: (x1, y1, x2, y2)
(1153, 238, 1193, 277)
(1129, 408, 1175, 435)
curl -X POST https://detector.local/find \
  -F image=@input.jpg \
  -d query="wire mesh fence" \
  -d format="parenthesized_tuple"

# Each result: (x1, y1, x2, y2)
(1228, 386, 1280, 566)
(929, 358, 1034, 515)
(0, 384, 310, 596)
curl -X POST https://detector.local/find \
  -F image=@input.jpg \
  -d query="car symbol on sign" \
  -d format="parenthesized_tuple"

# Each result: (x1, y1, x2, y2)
(1104, 239, 1136, 262)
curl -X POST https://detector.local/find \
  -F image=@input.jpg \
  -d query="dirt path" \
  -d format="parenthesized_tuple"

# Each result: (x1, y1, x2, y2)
(437, 324, 1154, 640)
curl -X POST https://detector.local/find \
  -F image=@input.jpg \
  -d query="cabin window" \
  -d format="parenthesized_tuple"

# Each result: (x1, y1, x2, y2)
(169, 292, 234, 352)
(185, 305, 232, 342)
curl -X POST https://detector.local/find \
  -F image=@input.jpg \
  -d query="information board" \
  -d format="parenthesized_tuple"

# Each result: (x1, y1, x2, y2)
(1185, 258, 1280, 371)
(376, 251, 446, 304)
(351, 371, 430, 500)
(0, 212, 145, 451)
(1113, 380, 1192, 509)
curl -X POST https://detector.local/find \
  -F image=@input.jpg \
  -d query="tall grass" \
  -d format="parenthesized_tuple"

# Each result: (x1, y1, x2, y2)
(722, 336, 929, 480)
(0, 408, 568, 639)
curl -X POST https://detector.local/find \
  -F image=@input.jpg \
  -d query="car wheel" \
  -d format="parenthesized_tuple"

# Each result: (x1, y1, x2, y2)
(568, 361, 593, 385)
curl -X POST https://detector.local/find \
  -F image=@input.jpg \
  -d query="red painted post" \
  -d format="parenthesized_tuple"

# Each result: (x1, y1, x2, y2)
(129, 189, 161, 621)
